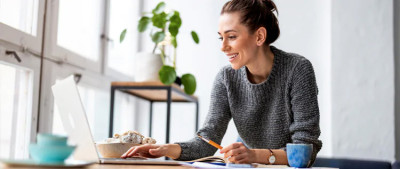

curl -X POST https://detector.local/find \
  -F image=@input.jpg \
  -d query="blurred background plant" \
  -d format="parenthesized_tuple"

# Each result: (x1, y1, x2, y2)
(120, 1, 199, 95)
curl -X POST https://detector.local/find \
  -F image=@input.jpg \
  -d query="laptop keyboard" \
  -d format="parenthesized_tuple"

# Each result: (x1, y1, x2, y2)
(101, 157, 148, 161)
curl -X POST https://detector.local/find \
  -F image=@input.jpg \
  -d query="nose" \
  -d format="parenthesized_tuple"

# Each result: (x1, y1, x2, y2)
(221, 40, 230, 52)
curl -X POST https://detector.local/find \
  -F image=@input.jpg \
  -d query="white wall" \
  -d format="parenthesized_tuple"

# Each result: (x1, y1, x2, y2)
(331, 0, 394, 161)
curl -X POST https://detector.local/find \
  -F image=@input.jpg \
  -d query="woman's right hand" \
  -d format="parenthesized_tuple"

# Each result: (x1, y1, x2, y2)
(121, 144, 168, 159)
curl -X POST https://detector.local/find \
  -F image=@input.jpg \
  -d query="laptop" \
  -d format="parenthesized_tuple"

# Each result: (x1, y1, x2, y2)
(51, 75, 183, 165)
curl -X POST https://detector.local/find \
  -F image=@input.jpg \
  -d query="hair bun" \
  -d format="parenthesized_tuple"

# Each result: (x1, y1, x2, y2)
(263, 0, 278, 13)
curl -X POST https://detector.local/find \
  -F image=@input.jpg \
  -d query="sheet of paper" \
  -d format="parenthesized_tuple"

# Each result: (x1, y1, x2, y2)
(190, 162, 226, 168)
(190, 162, 288, 169)
(189, 162, 338, 169)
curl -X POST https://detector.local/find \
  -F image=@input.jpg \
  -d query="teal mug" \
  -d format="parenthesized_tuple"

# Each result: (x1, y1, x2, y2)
(37, 133, 68, 146)
(286, 143, 313, 168)
(29, 133, 75, 163)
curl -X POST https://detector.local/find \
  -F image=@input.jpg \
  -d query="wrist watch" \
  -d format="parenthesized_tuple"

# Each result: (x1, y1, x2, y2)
(268, 149, 276, 164)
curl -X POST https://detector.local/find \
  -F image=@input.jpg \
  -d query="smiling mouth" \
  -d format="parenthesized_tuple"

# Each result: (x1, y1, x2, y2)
(228, 54, 238, 61)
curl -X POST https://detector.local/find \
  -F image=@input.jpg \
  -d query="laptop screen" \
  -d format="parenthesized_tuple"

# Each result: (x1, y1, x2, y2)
(52, 75, 99, 162)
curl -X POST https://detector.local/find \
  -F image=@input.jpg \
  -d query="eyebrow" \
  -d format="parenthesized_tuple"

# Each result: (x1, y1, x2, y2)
(217, 30, 237, 35)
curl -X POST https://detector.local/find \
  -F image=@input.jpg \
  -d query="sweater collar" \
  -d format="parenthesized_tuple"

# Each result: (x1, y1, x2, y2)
(241, 45, 281, 86)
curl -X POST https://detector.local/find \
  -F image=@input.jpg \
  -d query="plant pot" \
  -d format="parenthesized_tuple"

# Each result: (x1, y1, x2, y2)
(134, 53, 163, 82)
(174, 76, 182, 86)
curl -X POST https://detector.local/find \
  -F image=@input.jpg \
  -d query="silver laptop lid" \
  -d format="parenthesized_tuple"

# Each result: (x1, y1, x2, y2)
(52, 75, 99, 162)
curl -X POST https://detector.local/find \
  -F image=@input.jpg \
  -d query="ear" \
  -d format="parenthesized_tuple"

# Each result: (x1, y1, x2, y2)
(255, 27, 267, 46)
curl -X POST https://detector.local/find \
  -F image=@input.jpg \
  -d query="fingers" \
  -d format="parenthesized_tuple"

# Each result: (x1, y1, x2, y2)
(121, 144, 165, 159)
(224, 147, 243, 158)
(220, 142, 243, 154)
(220, 142, 253, 164)
(121, 144, 151, 158)
(121, 146, 136, 158)
(128, 145, 149, 157)
(221, 142, 245, 158)
(228, 153, 248, 163)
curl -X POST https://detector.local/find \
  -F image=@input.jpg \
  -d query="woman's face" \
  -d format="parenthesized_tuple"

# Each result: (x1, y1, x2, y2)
(218, 12, 258, 70)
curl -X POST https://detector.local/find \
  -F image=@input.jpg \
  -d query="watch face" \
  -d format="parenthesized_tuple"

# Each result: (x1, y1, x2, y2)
(269, 155, 276, 164)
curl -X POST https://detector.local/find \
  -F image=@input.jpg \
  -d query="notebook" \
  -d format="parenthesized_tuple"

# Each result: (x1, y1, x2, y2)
(51, 75, 182, 165)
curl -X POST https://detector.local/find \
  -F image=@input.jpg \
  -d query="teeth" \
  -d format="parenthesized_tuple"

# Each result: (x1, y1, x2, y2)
(229, 54, 238, 59)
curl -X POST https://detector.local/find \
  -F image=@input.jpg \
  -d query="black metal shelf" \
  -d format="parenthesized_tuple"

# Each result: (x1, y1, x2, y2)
(109, 81, 199, 144)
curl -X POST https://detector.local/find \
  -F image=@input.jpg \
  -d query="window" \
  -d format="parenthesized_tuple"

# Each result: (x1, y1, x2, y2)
(46, 0, 105, 72)
(0, 0, 44, 53)
(0, 62, 34, 159)
(106, 0, 141, 77)
(0, 0, 39, 35)
(57, 0, 103, 61)
(0, 0, 143, 160)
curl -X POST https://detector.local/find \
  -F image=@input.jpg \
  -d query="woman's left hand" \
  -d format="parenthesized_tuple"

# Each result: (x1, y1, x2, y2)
(220, 142, 256, 164)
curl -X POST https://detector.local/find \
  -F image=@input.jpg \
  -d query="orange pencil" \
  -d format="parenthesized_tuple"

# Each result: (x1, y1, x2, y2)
(197, 134, 223, 149)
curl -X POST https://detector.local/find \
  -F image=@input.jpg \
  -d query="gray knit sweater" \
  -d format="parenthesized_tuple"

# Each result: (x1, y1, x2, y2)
(175, 46, 322, 164)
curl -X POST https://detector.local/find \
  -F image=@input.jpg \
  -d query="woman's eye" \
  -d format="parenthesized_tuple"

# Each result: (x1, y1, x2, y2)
(218, 37, 223, 41)
(228, 36, 236, 39)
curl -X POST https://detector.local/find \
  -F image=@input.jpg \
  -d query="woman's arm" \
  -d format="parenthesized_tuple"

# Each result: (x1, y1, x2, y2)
(252, 149, 287, 165)
(165, 144, 182, 159)
(289, 59, 322, 165)
(121, 143, 182, 159)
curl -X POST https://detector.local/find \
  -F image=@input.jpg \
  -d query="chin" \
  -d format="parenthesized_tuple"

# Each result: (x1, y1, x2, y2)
(230, 64, 241, 70)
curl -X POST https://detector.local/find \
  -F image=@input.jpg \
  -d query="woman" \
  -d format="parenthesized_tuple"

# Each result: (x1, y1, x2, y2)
(122, 0, 322, 165)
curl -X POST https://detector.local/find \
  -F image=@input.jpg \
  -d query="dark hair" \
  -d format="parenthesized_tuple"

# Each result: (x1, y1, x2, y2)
(221, 0, 280, 45)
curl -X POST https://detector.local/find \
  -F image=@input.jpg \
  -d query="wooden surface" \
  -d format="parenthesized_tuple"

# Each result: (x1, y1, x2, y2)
(111, 81, 197, 102)
(0, 163, 194, 169)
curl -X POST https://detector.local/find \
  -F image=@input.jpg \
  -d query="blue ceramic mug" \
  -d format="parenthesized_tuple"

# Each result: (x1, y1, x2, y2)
(286, 143, 313, 168)
(29, 133, 75, 163)
(37, 133, 68, 146)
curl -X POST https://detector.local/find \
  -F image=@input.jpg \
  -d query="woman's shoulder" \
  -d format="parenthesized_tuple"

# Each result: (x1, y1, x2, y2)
(272, 46, 314, 70)
(272, 46, 308, 62)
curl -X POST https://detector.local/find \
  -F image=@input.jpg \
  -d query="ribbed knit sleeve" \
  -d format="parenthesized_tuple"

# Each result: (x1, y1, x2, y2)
(289, 59, 322, 166)
(175, 68, 232, 161)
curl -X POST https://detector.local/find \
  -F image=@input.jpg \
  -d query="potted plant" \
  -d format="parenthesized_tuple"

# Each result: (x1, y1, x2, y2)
(120, 2, 199, 95)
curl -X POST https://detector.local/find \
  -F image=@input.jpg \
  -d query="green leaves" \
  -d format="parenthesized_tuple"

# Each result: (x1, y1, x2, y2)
(120, 29, 127, 43)
(159, 67, 197, 95)
(168, 24, 179, 37)
(159, 65, 177, 85)
(169, 11, 182, 27)
(152, 12, 168, 29)
(191, 31, 199, 44)
(168, 11, 181, 37)
(138, 17, 150, 32)
(171, 36, 177, 48)
(133, 2, 199, 95)
(152, 2, 166, 14)
(181, 73, 196, 95)
(152, 31, 166, 44)
(150, 2, 168, 29)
